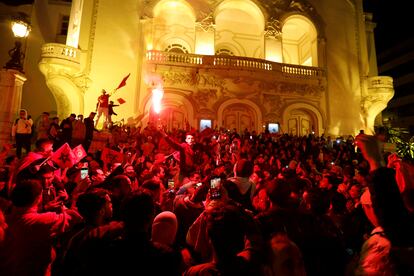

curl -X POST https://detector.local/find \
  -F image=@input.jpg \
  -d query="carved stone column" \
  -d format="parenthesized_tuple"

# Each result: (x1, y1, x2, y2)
(0, 69, 27, 148)
(195, 14, 215, 55)
(361, 76, 394, 134)
(264, 18, 282, 62)
(364, 13, 378, 77)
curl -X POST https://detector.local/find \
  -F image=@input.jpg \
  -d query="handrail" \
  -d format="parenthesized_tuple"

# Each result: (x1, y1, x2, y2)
(146, 50, 324, 78)
(41, 43, 80, 64)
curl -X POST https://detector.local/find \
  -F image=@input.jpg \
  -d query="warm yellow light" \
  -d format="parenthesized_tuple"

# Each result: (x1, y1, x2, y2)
(266, 55, 282, 63)
(168, 1, 178, 8)
(152, 86, 164, 114)
(11, 21, 30, 38)
(195, 43, 214, 55)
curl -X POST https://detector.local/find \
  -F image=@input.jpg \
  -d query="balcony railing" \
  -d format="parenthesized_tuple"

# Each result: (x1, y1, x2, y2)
(367, 76, 394, 89)
(41, 43, 80, 64)
(146, 50, 324, 78)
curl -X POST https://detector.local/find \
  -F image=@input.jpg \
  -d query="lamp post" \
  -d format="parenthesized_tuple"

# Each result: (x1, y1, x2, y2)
(4, 19, 31, 73)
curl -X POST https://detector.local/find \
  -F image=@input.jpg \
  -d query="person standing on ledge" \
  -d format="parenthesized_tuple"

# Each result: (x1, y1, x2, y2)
(11, 109, 33, 159)
(83, 112, 99, 153)
(108, 100, 119, 128)
(95, 89, 110, 129)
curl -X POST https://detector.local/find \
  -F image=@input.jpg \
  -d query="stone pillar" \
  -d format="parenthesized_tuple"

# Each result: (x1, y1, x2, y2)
(361, 76, 394, 134)
(264, 18, 282, 62)
(195, 14, 215, 55)
(0, 69, 27, 148)
(364, 13, 378, 77)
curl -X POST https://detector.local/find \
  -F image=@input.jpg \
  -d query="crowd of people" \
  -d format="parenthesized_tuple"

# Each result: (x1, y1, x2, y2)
(0, 111, 414, 275)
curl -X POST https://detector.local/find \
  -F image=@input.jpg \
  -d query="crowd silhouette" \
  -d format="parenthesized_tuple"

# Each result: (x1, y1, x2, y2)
(0, 112, 414, 275)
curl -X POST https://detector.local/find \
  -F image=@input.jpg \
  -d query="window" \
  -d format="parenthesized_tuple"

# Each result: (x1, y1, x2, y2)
(200, 119, 212, 131)
(268, 123, 279, 133)
(165, 44, 189, 54)
(59, 15, 70, 36)
(215, 48, 234, 56)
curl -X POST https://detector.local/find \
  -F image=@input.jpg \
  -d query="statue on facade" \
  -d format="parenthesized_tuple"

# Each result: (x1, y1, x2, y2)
(4, 40, 24, 72)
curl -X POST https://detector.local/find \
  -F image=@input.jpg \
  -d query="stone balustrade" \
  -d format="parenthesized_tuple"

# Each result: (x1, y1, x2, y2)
(146, 50, 324, 79)
(41, 43, 80, 64)
(367, 76, 394, 89)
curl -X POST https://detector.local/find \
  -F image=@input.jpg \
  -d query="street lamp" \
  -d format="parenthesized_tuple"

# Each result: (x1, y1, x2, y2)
(4, 18, 31, 73)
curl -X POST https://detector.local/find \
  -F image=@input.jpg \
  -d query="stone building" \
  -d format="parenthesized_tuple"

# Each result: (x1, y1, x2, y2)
(1, 0, 394, 137)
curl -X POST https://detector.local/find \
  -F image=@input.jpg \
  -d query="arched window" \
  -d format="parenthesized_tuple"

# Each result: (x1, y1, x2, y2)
(282, 15, 318, 66)
(214, 0, 265, 58)
(165, 44, 189, 54)
(152, 0, 195, 53)
(215, 48, 234, 56)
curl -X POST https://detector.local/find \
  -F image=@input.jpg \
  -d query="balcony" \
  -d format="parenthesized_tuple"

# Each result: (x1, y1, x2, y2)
(367, 76, 393, 89)
(39, 43, 81, 75)
(38, 43, 85, 118)
(146, 50, 325, 81)
(41, 43, 80, 64)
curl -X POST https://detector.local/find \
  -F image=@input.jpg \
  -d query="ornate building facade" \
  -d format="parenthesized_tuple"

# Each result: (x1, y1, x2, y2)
(6, 0, 395, 135)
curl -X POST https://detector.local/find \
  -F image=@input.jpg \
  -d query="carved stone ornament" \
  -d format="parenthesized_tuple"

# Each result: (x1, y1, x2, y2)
(261, 0, 316, 17)
(196, 13, 215, 32)
(263, 94, 283, 113)
(161, 71, 198, 86)
(191, 88, 218, 107)
(71, 74, 92, 94)
(265, 17, 282, 38)
(264, 112, 280, 122)
(361, 92, 394, 115)
(160, 70, 324, 98)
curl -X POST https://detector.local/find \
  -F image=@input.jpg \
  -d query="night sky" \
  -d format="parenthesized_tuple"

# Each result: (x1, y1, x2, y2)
(364, 0, 414, 55)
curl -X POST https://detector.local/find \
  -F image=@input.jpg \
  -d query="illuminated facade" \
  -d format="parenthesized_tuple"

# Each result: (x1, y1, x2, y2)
(2, 0, 395, 136)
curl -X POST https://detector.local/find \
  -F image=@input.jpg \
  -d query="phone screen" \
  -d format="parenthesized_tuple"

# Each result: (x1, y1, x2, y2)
(210, 178, 221, 199)
(210, 178, 220, 189)
(80, 168, 89, 179)
(168, 179, 174, 189)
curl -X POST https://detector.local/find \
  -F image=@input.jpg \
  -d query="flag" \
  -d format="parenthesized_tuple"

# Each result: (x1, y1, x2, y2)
(101, 147, 124, 165)
(116, 73, 130, 90)
(51, 143, 76, 168)
(72, 144, 87, 163)
(117, 98, 126, 104)
(172, 151, 180, 162)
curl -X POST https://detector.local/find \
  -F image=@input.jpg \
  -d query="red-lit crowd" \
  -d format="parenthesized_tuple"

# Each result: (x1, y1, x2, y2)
(0, 112, 414, 276)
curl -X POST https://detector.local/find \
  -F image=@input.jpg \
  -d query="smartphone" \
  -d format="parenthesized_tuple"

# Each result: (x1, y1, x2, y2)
(210, 178, 220, 189)
(210, 178, 221, 199)
(168, 179, 174, 189)
(80, 168, 89, 180)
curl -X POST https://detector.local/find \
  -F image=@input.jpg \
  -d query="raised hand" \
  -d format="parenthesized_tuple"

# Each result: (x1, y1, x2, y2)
(355, 134, 386, 171)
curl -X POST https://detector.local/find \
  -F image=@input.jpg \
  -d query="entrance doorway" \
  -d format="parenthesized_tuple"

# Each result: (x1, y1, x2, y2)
(287, 109, 314, 136)
(222, 103, 257, 133)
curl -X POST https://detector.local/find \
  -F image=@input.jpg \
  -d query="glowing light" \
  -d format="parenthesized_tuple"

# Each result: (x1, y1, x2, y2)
(195, 43, 214, 55)
(168, 1, 178, 8)
(11, 21, 30, 38)
(152, 86, 164, 114)
(266, 55, 282, 63)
